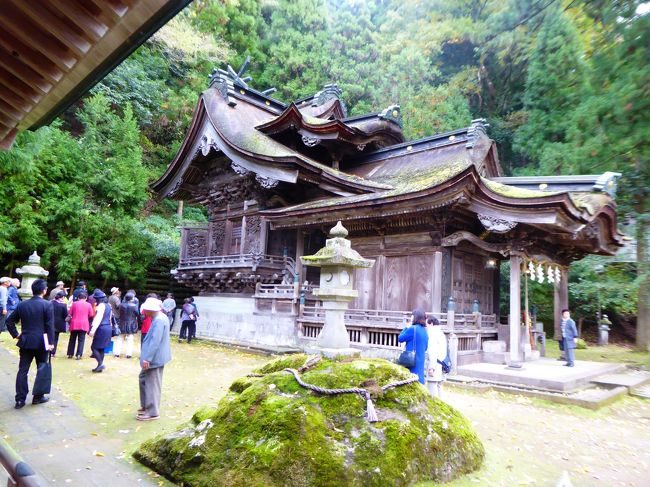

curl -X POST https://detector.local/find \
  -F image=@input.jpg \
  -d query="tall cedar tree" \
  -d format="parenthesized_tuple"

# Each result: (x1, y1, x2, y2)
(569, 1, 649, 349)
(513, 5, 588, 175)
(263, 0, 331, 101)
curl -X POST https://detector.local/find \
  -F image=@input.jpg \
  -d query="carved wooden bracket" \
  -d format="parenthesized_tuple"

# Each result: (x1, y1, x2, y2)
(441, 230, 510, 256)
(477, 213, 517, 233)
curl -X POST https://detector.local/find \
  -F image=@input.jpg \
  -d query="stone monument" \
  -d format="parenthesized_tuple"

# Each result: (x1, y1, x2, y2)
(301, 221, 374, 357)
(15, 251, 49, 300)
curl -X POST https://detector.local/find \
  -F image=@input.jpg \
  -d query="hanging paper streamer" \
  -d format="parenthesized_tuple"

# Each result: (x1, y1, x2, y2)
(528, 261, 536, 282)
(547, 265, 555, 283)
(555, 267, 561, 282)
(536, 263, 544, 283)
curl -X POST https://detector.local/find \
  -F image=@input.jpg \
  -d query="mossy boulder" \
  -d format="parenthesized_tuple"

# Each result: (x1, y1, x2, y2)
(134, 355, 484, 486)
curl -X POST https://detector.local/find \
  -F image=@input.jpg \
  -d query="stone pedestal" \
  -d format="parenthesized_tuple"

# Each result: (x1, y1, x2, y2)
(15, 251, 49, 300)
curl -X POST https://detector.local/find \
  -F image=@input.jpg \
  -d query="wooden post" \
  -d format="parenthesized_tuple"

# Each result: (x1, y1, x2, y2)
(509, 254, 522, 364)
(432, 249, 443, 314)
(177, 200, 184, 219)
(295, 230, 305, 284)
(553, 267, 569, 340)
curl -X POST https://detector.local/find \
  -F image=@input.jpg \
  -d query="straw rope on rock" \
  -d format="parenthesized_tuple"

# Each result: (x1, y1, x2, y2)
(283, 366, 419, 422)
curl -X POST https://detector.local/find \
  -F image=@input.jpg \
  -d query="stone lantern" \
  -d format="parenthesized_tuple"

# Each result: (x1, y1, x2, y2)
(301, 221, 374, 355)
(15, 251, 49, 300)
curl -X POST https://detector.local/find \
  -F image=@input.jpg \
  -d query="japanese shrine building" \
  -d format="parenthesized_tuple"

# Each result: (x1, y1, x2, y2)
(152, 63, 623, 363)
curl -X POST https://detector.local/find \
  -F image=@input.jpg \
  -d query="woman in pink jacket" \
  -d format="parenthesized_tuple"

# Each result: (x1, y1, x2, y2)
(66, 291, 94, 359)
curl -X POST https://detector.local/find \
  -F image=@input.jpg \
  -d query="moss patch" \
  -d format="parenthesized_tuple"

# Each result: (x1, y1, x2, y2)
(569, 192, 611, 215)
(482, 178, 561, 199)
(135, 357, 484, 486)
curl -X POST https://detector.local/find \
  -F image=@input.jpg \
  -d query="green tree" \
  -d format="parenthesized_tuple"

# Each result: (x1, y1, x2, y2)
(0, 95, 157, 285)
(326, 0, 382, 115)
(513, 5, 588, 174)
(263, 0, 331, 100)
(567, 1, 650, 349)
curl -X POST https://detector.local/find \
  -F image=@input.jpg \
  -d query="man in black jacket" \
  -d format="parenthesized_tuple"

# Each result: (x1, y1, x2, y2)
(5, 279, 55, 409)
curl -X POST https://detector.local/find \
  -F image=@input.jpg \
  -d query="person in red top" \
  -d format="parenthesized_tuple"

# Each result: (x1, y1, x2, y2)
(139, 293, 159, 344)
(67, 291, 94, 359)
(141, 314, 152, 343)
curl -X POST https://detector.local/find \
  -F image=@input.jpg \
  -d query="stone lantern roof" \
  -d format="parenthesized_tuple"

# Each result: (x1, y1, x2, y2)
(301, 222, 374, 268)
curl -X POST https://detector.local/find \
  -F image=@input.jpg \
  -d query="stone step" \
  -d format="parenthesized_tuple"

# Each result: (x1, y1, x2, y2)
(590, 370, 650, 390)
(631, 384, 650, 399)
(447, 378, 628, 410)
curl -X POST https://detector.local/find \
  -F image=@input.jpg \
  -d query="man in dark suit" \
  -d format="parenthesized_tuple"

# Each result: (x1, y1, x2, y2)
(5, 279, 55, 409)
(560, 308, 579, 367)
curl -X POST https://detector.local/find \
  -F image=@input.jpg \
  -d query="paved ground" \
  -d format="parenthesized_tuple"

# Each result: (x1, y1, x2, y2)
(0, 347, 162, 486)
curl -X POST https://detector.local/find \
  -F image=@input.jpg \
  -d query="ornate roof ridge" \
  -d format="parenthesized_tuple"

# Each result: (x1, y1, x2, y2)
(208, 57, 286, 111)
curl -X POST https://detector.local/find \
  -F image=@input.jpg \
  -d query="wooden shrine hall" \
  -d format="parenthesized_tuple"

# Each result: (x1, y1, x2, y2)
(152, 61, 623, 363)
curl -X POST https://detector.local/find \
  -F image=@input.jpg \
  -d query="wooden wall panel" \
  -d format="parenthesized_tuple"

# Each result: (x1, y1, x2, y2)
(383, 256, 410, 311)
(407, 254, 434, 311)
(352, 266, 375, 310)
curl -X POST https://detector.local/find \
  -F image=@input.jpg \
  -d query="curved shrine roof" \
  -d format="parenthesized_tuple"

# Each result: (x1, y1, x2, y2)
(152, 62, 623, 258)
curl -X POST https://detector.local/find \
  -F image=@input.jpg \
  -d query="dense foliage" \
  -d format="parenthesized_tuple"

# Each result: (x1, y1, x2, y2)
(0, 0, 647, 343)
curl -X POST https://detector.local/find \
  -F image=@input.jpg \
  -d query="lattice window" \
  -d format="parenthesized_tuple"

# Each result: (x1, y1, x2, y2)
(230, 221, 242, 254)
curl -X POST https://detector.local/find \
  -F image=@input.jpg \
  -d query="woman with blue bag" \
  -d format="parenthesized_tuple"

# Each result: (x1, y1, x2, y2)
(397, 309, 429, 384)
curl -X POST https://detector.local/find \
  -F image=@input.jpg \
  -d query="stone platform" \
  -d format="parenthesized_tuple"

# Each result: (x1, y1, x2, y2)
(456, 358, 624, 393)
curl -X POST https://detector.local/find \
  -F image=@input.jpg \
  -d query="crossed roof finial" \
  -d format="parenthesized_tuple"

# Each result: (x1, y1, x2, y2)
(208, 56, 252, 88)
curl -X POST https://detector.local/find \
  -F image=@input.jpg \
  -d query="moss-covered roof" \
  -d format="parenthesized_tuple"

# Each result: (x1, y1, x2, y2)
(482, 178, 562, 198)
(269, 150, 476, 212)
(205, 90, 391, 190)
(569, 192, 613, 215)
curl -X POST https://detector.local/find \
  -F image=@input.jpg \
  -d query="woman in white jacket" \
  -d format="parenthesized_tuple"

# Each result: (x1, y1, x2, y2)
(426, 317, 448, 399)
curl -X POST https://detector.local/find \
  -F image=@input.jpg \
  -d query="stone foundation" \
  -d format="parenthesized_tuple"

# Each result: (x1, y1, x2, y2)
(190, 295, 299, 350)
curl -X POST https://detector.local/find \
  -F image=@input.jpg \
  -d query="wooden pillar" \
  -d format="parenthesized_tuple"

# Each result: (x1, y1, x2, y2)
(509, 254, 522, 364)
(553, 267, 569, 340)
(295, 231, 305, 282)
(432, 249, 443, 314)
(180, 228, 188, 261)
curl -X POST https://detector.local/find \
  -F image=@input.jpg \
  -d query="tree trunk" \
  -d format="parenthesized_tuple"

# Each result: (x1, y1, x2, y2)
(636, 212, 649, 351)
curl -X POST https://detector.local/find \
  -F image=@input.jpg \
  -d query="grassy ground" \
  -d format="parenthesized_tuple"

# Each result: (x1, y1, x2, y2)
(544, 338, 650, 369)
(0, 332, 268, 455)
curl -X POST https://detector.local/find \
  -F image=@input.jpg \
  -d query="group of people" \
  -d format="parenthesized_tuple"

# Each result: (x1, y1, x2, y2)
(398, 309, 449, 399)
(399, 307, 581, 399)
(2, 278, 174, 421)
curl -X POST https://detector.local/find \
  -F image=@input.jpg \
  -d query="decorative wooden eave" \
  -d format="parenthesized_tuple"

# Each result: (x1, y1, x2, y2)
(490, 172, 621, 198)
(296, 97, 347, 120)
(261, 164, 623, 255)
(255, 103, 404, 152)
(150, 82, 392, 201)
(0, 0, 193, 150)
(292, 84, 348, 120)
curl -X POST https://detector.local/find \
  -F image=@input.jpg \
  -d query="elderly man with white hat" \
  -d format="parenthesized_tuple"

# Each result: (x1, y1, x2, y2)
(48, 280, 66, 301)
(137, 297, 172, 421)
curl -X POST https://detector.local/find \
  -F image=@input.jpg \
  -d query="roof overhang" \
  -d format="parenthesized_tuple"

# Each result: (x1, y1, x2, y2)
(261, 166, 623, 256)
(0, 0, 192, 149)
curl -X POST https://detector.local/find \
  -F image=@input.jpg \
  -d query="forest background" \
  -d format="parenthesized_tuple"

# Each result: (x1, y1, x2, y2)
(0, 0, 647, 347)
